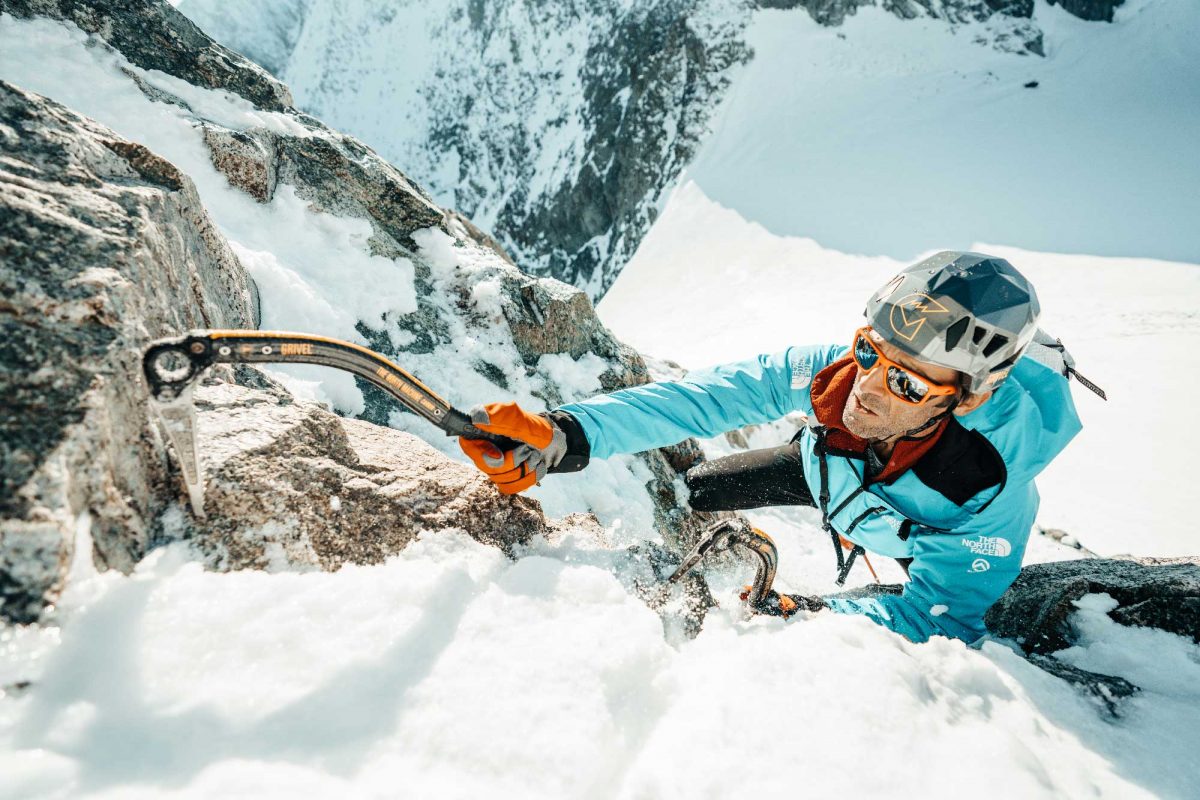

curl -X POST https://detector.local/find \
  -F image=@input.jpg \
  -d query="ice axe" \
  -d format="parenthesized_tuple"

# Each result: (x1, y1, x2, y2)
(142, 329, 520, 517)
(668, 517, 780, 612)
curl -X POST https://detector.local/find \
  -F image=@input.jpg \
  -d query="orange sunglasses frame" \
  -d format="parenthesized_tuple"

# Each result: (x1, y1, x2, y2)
(851, 327, 958, 406)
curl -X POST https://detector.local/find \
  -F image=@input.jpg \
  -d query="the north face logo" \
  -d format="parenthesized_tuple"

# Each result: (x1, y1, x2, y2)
(790, 352, 813, 389)
(961, 536, 1012, 558)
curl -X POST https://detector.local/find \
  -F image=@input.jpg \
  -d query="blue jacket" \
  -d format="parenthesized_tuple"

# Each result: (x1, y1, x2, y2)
(557, 344, 1082, 643)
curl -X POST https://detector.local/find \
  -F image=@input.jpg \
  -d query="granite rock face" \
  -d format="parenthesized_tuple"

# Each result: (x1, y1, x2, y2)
(1, 2, 721, 619)
(0, 80, 257, 622)
(985, 557, 1200, 654)
(175, 0, 1107, 301)
(183, 376, 559, 570)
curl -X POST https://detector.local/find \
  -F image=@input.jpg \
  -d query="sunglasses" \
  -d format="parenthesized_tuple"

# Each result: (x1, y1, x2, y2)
(851, 327, 958, 406)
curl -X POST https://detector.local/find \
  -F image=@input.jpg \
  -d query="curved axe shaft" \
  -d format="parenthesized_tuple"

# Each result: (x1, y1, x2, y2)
(143, 329, 519, 517)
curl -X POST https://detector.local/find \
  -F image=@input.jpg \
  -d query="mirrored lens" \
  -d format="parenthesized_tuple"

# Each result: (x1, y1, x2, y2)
(853, 334, 878, 370)
(886, 365, 930, 403)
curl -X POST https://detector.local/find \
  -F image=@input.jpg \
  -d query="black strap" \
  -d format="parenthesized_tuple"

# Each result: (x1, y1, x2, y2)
(1067, 365, 1107, 400)
(814, 425, 861, 583)
(836, 545, 863, 586)
(812, 424, 909, 586)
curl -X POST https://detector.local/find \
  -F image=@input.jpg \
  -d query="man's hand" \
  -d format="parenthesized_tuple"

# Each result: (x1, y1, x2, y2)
(740, 587, 827, 619)
(458, 402, 568, 494)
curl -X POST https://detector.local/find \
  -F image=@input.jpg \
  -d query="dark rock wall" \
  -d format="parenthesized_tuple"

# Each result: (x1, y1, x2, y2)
(0, 0, 294, 111)
(175, 0, 1113, 299)
(985, 557, 1200, 654)
(1047, 0, 1124, 23)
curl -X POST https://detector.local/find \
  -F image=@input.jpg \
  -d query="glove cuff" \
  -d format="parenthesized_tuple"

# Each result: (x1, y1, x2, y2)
(544, 410, 591, 473)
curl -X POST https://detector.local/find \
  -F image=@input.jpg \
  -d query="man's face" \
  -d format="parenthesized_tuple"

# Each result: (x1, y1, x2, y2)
(842, 328, 961, 441)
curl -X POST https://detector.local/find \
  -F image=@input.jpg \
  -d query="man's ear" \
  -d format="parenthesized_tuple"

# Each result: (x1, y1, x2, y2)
(953, 390, 992, 416)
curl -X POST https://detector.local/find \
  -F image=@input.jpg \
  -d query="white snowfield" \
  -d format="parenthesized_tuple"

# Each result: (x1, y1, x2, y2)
(684, 0, 1200, 265)
(3, 526, 1199, 800)
(2, 5, 1200, 800)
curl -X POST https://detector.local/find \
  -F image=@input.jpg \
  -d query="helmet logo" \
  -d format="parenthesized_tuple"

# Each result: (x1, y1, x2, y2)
(889, 293, 949, 342)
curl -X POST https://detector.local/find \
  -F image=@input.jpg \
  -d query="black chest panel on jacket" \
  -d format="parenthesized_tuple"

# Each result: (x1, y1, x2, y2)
(911, 418, 1007, 507)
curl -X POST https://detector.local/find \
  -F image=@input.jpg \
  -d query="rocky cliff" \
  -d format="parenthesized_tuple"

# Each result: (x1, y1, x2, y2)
(0, 0, 711, 622)
(177, 0, 1122, 300)
(0, 79, 257, 621)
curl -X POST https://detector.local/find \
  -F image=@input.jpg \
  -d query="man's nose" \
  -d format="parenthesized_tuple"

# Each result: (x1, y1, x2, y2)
(858, 364, 888, 397)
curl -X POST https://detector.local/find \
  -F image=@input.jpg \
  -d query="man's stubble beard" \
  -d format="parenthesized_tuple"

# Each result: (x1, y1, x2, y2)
(842, 404, 896, 441)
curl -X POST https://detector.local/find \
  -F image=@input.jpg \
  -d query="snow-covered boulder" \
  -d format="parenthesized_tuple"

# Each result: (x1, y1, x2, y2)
(985, 557, 1200, 654)
(0, 81, 257, 622)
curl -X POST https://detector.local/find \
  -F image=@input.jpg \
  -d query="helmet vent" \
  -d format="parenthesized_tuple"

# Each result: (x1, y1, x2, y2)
(944, 317, 970, 351)
(972, 325, 989, 346)
(982, 333, 1010, 358)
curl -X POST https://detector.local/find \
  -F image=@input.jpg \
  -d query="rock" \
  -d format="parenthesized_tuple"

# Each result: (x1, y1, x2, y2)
(1046, 0, 1124, 22)
(0, 81, 256, 622)
(0, 0, 294, 111)
(984, 557, 1200, 655)
(1025, 654, 1140, 719)
(176, 0, 309, 78)
(184, 377, 554, 569)
(200, 126, 278, 202)
(193, 111, 710, 553)
(758, 0, 874, 26)
(0, 2, 739, 618)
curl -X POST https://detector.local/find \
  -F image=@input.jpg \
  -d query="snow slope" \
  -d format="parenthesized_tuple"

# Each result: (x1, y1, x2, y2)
(3, 523, 1199, 800)
(685, 0, 1200, 264)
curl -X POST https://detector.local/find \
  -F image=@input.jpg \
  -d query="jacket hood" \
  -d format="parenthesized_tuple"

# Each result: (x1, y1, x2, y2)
(956, 354, 1083, 488)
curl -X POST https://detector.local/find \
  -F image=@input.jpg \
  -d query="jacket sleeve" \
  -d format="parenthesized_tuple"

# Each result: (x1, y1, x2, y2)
(555, 344, 843, 459)
(823, 499, 1032, 643)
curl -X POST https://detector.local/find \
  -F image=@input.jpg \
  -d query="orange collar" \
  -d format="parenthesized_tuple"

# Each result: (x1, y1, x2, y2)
(809, 356, 948, 484)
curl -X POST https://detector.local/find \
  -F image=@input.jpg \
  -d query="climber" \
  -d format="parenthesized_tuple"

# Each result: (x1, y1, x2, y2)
(458, 251, 1092, 644)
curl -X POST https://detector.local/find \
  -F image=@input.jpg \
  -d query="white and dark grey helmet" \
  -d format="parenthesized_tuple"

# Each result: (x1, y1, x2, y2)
(865, 251, 1041, 394)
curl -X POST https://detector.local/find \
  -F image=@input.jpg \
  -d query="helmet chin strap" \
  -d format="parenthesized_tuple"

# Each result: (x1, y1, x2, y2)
(868, 392, 962, 446)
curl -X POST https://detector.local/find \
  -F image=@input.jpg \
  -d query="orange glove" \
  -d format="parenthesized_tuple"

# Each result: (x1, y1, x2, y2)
(458, 402, 566, 495)
(739, 587, 825, 618)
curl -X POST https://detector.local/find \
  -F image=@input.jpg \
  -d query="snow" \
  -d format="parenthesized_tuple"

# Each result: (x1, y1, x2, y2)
(685, 0, 1200, 264)
(2, 530, 1197, 799)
